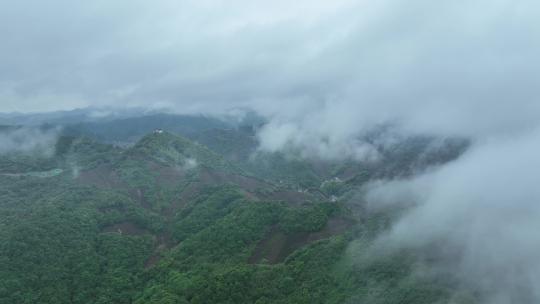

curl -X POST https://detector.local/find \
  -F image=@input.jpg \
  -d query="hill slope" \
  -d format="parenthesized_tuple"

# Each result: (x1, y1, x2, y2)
(0, 127, 476, 304)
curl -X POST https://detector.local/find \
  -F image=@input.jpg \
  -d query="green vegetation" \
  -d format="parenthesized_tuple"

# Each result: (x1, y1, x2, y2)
(280, 202, 337, 234)
(131, 132, 240, 173)
(0, 127, 474, 304)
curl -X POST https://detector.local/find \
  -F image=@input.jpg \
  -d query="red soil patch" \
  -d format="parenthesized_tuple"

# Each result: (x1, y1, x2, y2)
(76, 165, 124, 189)
(162, 182, 202, 218)
(198, 169, 270, 191)
(198, 168, 316, 205)
(144, 253, 163, 269)
(264, 190, 312, 206)
(144, 233, 173, 269)
(77, 166, 153, 210)
(248, 217, 353, 264)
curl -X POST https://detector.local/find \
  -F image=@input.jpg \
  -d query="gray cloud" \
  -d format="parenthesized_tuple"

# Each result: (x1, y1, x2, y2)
(2, 1, 538, 142)
(0, 127, 60, 156)
(365, 128, 540, 303)
(0, 0, 357, 112)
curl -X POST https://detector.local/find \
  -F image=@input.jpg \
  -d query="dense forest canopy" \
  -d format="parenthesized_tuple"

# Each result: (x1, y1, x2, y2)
(0, 119, 475, 303)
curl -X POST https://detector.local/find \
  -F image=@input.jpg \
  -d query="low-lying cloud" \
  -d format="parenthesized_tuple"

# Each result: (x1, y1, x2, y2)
(0, 127, 60, 156)
(365, 128, 540, 303)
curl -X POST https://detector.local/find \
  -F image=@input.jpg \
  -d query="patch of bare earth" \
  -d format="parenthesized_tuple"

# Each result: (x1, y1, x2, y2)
(199, 168, 317, 205)
(198, 169, 269, 191)
(248, 217, 353, 265)
(151, 162, 188, 187)
(162, 182, 203, 218)
(144, 233, 174, 269)
(76, 165, 124, 189)
(77, 165, 154, 210)
(264, 190, 312, 206)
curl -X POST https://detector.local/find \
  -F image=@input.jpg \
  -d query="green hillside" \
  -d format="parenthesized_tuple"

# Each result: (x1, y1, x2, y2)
(0, 128, 475, 304)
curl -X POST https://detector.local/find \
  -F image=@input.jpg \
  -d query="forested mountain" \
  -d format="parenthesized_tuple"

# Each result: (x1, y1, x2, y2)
(0, 119, 474, 304)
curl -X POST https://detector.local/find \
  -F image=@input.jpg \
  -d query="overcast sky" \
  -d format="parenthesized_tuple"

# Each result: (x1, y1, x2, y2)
(1, 0, 538, 138)
(2, 0, 539, 158)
